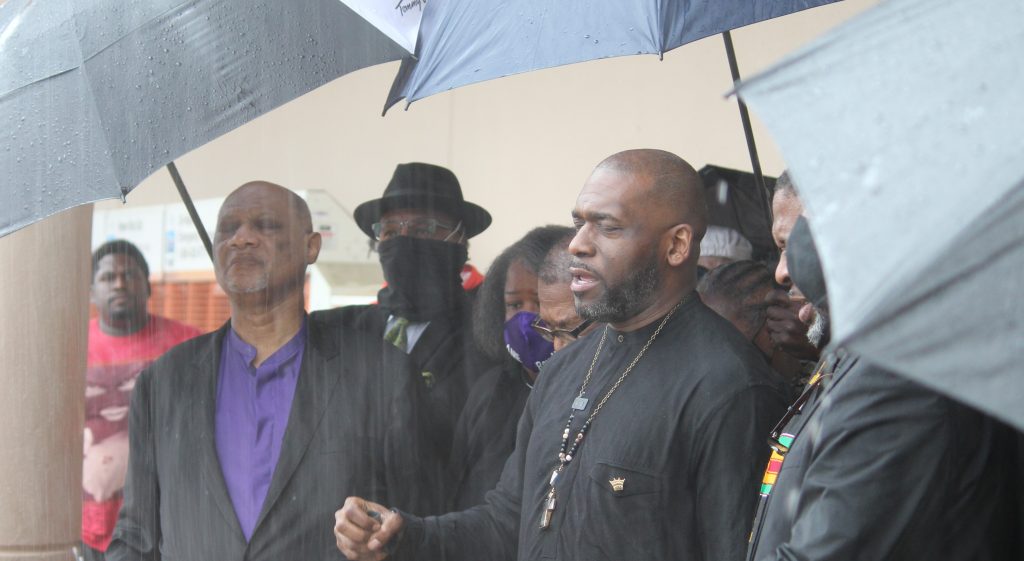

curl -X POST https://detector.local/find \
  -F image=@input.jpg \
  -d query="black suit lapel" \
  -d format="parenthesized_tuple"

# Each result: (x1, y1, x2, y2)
(251, 316, 342, 534)
(408, 310, 470, 377)
(192, 324, 246, 539)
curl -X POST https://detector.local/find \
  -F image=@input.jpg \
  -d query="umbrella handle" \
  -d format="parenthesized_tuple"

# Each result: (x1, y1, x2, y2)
(166, 162, 214, 262)
(722, 31, 773, 229)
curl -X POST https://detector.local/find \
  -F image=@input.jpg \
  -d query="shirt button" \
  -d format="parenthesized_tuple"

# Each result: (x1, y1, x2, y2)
(617, 335, 624, 343)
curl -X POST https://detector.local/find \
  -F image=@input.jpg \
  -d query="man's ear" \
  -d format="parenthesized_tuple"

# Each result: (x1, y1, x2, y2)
(665, 224, 694, 267)
(307, 232, 323, 265)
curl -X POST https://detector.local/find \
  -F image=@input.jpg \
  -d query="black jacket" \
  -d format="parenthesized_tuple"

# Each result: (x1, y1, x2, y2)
(448, 359, 532, 510)
(747, 353, 1019, 561)
(322, 302, 494, 516)
(109, 313, 395, 561)
(108, 304, 491, 561)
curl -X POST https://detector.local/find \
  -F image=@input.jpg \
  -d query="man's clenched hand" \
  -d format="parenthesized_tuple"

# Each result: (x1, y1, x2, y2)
(335, 497, 404, 561)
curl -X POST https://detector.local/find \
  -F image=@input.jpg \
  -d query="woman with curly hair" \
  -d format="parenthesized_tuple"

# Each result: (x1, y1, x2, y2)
(448, 225, 573, 509)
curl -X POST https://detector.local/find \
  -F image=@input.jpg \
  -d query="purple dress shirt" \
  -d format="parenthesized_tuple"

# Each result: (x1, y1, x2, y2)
(215, 320, 306, 541)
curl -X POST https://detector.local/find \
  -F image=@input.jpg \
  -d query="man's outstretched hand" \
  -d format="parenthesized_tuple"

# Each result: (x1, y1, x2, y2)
(335, 497, 404, 561)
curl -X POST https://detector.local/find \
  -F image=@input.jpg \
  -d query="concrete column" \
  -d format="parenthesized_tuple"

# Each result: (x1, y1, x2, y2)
(0, 206, 92, 561)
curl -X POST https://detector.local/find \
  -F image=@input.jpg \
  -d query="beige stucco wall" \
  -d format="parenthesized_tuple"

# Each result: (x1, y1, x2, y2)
(99, 0, 877, 269)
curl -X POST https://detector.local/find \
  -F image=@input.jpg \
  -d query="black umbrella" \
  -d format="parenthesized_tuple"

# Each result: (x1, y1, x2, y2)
(699, 165, 778, 263)
(0, 0, 408, 249)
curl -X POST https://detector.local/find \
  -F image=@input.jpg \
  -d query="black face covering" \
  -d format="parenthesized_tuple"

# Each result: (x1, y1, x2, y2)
(788, 216, 828, 309)
(376, 236, 469, 321)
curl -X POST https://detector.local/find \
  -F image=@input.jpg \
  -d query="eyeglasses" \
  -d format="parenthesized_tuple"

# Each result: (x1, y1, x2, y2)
(371, 218, 463, 242)
(530, 317, 595, 343)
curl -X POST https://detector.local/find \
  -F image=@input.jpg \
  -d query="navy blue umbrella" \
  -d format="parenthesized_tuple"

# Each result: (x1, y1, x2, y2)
(383, 0, 839, 213)
(386, 0, 838, 109)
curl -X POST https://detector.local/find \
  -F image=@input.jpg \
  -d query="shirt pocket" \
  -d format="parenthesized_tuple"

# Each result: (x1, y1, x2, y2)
(574, 461, 667, 561)
(588, 461, 661, 497)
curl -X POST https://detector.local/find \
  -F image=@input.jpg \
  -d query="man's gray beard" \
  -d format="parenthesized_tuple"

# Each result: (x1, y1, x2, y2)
(806, 306, 831, 349)
(226, 273, 269, 295)
(575, 257, 660, 324)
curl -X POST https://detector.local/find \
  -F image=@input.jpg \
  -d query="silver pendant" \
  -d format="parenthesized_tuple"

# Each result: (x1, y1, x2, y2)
(540, 495, 556, 529)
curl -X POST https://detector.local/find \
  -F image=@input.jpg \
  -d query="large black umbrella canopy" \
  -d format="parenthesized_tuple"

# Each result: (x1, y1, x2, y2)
(736, 0, 1024, 430)
(0, 0, 407, 238)
(384, 0, 840, 111)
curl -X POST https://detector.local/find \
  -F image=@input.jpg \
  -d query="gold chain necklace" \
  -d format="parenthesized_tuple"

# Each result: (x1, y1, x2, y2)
(539, 293, 692, 529)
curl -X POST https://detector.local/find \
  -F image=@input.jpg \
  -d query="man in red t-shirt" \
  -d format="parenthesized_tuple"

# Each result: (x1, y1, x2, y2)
(82, 240, 200, 560)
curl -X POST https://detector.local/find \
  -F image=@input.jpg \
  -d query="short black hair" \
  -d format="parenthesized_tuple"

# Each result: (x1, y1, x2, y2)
(538, 230, 576, 285)
(473, 225, 574, 361)
(92, 240, 150, 281)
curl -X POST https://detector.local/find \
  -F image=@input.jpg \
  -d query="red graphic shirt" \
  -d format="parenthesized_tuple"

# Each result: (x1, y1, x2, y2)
(82, 315, 200, 551)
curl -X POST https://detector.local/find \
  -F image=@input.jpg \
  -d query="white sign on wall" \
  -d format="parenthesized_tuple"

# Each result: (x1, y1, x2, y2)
(162, 198, 222, 273)
(306, 190, 377, 264)
(92, 190, 376, 276)
(91, 205, 167, 275)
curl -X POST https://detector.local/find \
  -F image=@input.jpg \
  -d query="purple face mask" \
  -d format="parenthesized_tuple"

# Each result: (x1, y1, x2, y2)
(504, 311, 554, 374)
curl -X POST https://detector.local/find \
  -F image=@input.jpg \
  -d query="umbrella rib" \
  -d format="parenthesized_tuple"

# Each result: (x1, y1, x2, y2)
(77, 3, 193, 65)
(0, 66, 79, 102)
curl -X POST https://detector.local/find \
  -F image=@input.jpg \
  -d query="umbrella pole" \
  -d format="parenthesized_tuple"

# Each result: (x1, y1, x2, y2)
(165, 161, 214, 262)
(722, 31, 773, 227)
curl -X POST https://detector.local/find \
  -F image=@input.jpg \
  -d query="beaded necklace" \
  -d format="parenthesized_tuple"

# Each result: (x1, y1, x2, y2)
(539, 294, 691, 529)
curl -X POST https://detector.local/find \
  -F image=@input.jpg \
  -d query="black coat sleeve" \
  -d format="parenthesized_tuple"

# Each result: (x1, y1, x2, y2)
(757, 369, 960, 561)
(394, 383, 533, 561)
(107, 368, 161, 561)
(692, 385, 788, 561)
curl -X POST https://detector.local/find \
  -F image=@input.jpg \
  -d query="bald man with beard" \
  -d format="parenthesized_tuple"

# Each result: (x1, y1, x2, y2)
(109, 182, 405, 561)
(335, 150, 788, 561)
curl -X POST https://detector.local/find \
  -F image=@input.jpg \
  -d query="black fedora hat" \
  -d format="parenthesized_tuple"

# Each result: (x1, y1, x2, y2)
(354, 163, 492, 239)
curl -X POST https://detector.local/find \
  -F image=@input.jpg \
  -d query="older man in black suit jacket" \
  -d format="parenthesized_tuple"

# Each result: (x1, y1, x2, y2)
(108, 182, 403, 560)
